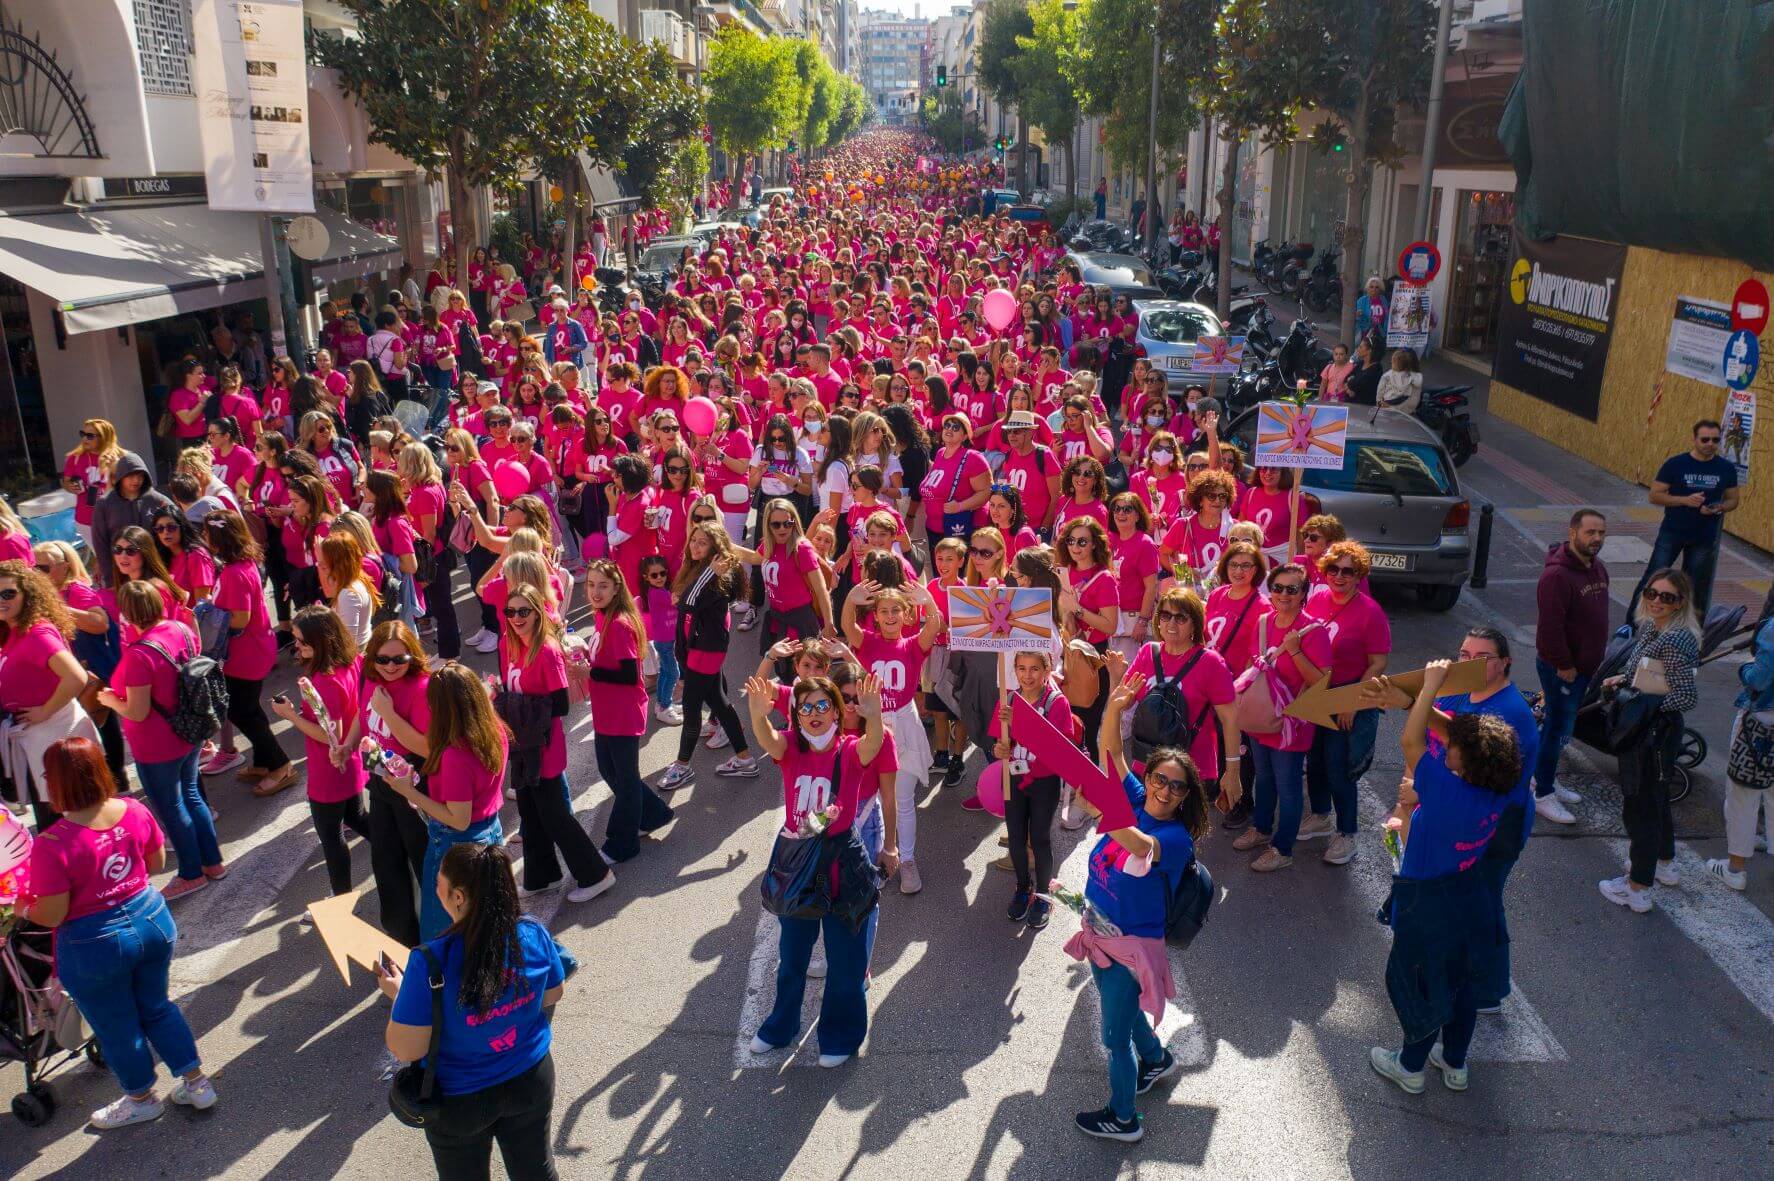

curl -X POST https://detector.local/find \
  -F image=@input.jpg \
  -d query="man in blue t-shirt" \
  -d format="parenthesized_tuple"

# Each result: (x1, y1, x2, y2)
(1633, 419, 1741, 616)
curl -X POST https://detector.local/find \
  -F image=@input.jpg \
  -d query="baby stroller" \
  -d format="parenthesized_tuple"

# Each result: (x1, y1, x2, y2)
(1, 917, 100, 1126)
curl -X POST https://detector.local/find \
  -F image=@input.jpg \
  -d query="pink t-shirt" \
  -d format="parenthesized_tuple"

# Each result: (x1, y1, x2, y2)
(64, 453, 106, 525)
(856, 632, 930, 713)
(1239, 486, 1302, 549)
(0, 531, 31, 564)
(1064, 566, 1119, 645)
(1054, 497, 1109, 533)
(436, 741, 506, 822)
(1305, 587, 1392, 686)
(169, 548, 216, 602)
(300, 661, 367, 803)
(168, 386, 206, 440)
(1162, 513, 1232, 572)
(988, 684, 1077, 784)
(361, 669, 431, 762)
(703, 429, 754, 510)
(763, 538, 819, 613)
(776, 733, 876, 834)
(1203, 586, 1269, 676)
(1125, 642, 1236, 777)
(215, 560, 276, 681)
(30, 798, 163, 925)
(997, 446, 1057, 526)
(920, 447, 990, 520)
(501, 639, 570, 778)
(1107, 532, 1160, 613)
(114, 620, 199, 764)
(406, 482, 446, 546)
(585, 613, 647, 737)
(0, 621, 70, 712)
(1250, 614, 1334, 752)
(212, 442, 256, 493)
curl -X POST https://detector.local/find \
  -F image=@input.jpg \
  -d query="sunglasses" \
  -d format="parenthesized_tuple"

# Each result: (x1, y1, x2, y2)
(1203, 492, 1230, 504)
(658, 425, 680, 434)
(503, 606, 536, 620)
(1186, 462, 1209, 471)
(1325, 565, 1360, 578)
(0, 588, 19, 602)
(112, 543, 139, 556)
(1302, 532, 1323, 543)
(691, 515, 716, 525)
(79, 430, 98, 440)
(1065, 536, 1092, 548)
(796, 699, 835, 717)
(373, 653, 412, 667)
(666, 465, 690, 475)
(1112, 504, 1139, 515)
(153, 522, 181, 533)
(646, 569, 669, 580)
(769, 519, 795, 531)
(1643, 588, 1683, 605)
(32, 563, 53, 573)
(840, 693, 860, 707)
(1147, 772, 1190, 796)
(969, 546, 999, 559)
(1269, 582, 1305, 596)
(1157, 610, 1190, 623)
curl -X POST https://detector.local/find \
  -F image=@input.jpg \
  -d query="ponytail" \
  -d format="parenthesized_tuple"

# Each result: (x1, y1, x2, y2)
(440, 843, 525, 1012)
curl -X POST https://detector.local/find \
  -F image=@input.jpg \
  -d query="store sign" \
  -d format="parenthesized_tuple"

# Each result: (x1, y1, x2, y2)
(1440, 98, 1511, 167)
(1493, 232, 1628, 422)
(191, 0, 313, 214)
(109, 175, 209, 201)
(1664, 296, 1731, 388)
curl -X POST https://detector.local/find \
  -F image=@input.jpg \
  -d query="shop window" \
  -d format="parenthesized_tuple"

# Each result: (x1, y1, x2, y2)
(0, 277, 49, 483)
(1446, 190, 1516, 356)
(134, 0, 195, 97)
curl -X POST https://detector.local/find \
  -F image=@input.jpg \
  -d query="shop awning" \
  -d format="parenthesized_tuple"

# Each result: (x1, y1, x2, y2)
(576, 154, 643, 214)
(0, 203, 401, 334)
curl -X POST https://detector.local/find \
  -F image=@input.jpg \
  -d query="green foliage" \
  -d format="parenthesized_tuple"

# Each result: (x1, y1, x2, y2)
(919, 88, 979, 155)
(704, 25, 804, 158)
(488, 213, 524, 265)
(827, 77, 872, 145)
(1071, 0, 1200, 173)
(977, 0, 1035, 104)
(616, 42, 706, 208)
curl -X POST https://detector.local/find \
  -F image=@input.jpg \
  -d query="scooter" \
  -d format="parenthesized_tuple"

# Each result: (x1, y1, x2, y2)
(1416, 384, 1479, 466)
(1301, 247, 1343, 315)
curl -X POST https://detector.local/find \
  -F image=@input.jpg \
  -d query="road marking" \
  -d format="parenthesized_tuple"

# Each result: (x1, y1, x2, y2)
(733, 907, 791, 1068)
(1608, 840, 1774, 1027)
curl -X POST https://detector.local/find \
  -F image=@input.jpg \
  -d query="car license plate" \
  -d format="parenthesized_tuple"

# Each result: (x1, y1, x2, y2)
(1164, 356, 1192, 371)
(1368, 551, 1412, 572)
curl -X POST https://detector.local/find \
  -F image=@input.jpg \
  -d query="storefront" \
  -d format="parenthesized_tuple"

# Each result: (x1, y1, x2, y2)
(1442, 188, 1516, 357)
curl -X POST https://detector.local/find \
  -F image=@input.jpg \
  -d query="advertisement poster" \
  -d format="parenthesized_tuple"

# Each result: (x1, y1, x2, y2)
(1254, 402, 1349, 470)
(192, 0, 313, 213)
(1663, 296, 1732, 387)
(1492, 232, 1628, 422)
(1385, 285, 1434, 353)
(1724, 389, 1756, 484)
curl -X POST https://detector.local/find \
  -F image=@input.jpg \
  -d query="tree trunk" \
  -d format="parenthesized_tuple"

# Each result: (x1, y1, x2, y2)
(1016, 114, 1030, 197)
(560, 168, 578, 295)
(1216, 134, 1242, 325)
(448, 159, 474, 297)
(1338, 85, 1373, 344)
(1065, 133, 1078, 202)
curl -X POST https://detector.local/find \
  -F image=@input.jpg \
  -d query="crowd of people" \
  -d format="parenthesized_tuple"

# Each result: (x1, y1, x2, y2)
(0, 129, 1756, 1168)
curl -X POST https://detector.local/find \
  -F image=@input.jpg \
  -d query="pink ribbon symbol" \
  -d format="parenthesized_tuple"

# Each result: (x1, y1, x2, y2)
(987, 594, 1017, 636)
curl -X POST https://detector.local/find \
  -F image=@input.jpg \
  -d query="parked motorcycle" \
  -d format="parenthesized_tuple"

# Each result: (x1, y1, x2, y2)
(1268, 241, 1316, 296)
(1416, 384, 1479, 466)
(1301, 247, 1344, 315)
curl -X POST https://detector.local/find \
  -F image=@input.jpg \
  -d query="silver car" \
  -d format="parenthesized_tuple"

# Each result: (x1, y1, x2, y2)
(1227, 406, 1473, 610)
(1133, 300, 1224, 390)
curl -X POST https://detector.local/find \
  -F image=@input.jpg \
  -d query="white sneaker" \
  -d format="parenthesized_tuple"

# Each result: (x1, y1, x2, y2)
(169, 1076, 218, 1110)
(90, 1092, 164, 1129)
(1295, 813, 1335, 841)
(654, 705, 684, 725)
(1535, 795, 1577, 825)
(748, 1034, 782, 1055)
(715, 755, 758, 777)
(1554, 784, 1582, 805)
(1599, 875, 1653, 912)
(517, 879, 561, 899)
(1705, 858, 1747, 891)
(473, 631, 500, 654)
(466, 627, 492, 647)
(1655, 861, 1680, 887)
(700, 719, 717, 740)
(817, 1052, 851, 1068)
(706, 726, 732, 750)
(567, 873, 616, 904)
(659, 762, 694, 790)
(1367, 1047, 1425, 1094)
(1427, 1045, 1469, 1091)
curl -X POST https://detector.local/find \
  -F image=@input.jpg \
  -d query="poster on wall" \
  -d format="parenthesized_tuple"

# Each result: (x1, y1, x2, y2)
(1723, 389, 1755, 484)
(191, 0, 314, 213)
(1664, 296, 1732, 388)
(1386, 285, 1434, 353)
(1492, 232, 1628, 422)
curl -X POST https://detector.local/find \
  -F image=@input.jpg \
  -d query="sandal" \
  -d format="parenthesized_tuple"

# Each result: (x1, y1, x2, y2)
(251, 766, 298, 797)
(236, 766, 271, 782)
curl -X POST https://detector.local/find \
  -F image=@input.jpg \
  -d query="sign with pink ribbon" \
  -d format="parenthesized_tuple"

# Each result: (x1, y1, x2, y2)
(946, 586, 1056, 656)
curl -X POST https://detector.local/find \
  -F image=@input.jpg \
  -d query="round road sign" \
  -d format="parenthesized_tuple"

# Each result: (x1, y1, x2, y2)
(1730, 278, 1769, 336)
(1397, 241, 1442, 286)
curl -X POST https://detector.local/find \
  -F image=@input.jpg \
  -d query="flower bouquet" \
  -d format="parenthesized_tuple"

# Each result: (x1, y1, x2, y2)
(781, 803, 842, 841)
(297, 676, 338, 745)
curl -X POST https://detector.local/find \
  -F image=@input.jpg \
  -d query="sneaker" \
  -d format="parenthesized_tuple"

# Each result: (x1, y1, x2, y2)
(567, 873, 616, 904)
(1007, 888, 1032, 921)
(736, 607, 759, 632)
(1554, 784, 1582, 805)
(1654, 861, 1680, 887)
(932, 751, 952, 776)
(517, 879, 561, 899)
(1059, 807, 1086, 832)
(472, 631, 500, 654)
(201, 863, 228, 881)
(1135, 1049, 1179, 1095)
(1475, 1003, 1503, 1015)
(960, 794, 986, 812)
(160, 876, 208, 901)
(1220, 798, 1253, 831)
(1026, 898, 1051, 930)
(817, 1052, 850, 1068)
(706, 726, 732, 751)
(1250, 848, 1292, 873)
(1598, 875, 1654, 912)
(1369, 1047, 1426, 1094)
(466, 627, 493, 647)
(748, 1034, 783, 1055)
(943, 761, 964, 789)
(1295, 813, 1335, 841)
(659, 763, 694, 790)
(90, 1092, 165, 1129)
(700, 719, 716, 740)
(1535, 795, 1577, 825)
(1074, 1106, 1144, 1143)
(1705, 858, 1747, 891)
(715, 755, 759, 778)
(1427, 1044, 1469, 1091)
(169, 1075, 218, 1110)
(1322, 834, 1357, 866)
(898, 858, 923, 894)
(807, 952, 827, 979)
(200, 749, 245, 776)
(655, 705, 684, 725)
(1231, 827, 1269, 852)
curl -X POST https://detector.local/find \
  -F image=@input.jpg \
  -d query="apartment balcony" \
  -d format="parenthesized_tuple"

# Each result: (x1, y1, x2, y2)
(641, 8, 699, 69)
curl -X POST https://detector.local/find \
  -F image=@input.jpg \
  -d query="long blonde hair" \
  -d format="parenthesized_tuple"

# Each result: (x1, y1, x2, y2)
(758, 497, 805, 562)
(500, 581, 561, 667)
(64, 418, 122, 476)
(0, 494, 24, 538)
(32, 540, 92, 589)
(421, 662, 507, 778)
(498, 550, 556, 615)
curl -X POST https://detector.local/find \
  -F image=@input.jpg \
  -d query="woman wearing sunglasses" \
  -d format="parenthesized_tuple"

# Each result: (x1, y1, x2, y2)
(0, 560, 100, 829)
(62, 419, 122, 540)
(653, 444, 701, 579)
(1106, 493, 1161, 667)
(34, 540, 128, 784)
(105, 525, 191, 643)
(658, 525, 760, 791)
(756, 497, 832, 647)
(1160, 470, 1237, 578)
(271, 607, 370, 899)
(1302, 541, 1390, 867)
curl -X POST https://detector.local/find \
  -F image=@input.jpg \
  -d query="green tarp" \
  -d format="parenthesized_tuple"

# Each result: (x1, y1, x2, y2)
(1502, 0, 1774, 267)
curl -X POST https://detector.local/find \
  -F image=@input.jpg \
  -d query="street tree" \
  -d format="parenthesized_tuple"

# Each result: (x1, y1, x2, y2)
(827, 78, 873, 145)
(1018, 0, 1086, 198)
(1072, 0, 1200, 188)
(977, 0, 1036, 192)
(705, 25, 804, 182)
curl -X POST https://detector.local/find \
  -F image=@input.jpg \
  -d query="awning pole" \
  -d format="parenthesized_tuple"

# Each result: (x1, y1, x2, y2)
(260, 214, 288, 358)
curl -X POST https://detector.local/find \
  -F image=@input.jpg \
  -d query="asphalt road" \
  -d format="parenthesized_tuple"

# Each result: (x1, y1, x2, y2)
(5, 394, 1772, 1181)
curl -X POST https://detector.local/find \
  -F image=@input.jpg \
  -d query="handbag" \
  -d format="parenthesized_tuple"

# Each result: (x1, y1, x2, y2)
(556, 483, 584, 517)
(448, 511, 476, 554)
(1727, 710, 1774, 791)
(388, 945, 445, 1128)
(759, 749, 843, 921)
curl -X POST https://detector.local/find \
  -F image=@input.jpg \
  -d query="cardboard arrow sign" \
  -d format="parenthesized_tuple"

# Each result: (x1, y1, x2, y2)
(1011, 691, 1137, 832)
(1283, 659, 1489, 728)
(308, 891, 409, 986)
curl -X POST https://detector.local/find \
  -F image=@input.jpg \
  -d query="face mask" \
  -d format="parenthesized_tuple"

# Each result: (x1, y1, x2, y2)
(802, 724, 838, 750)
(1145, 414, 1166, 428)
(1150, 449, 1175, 466)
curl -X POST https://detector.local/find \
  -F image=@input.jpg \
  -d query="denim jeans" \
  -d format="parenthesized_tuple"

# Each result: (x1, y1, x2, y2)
(419, 813, 502, 941)
(1307, 707, 1379, 835)
(57, 889, 201, 1095)
(757, 908, 873, 1057)
(652, 640, 680, 710)
(1092, 958, 1165, 1121)
(135, 749, 220, 881)
(595, 733, 673, 862)
(1632, 525, 1722, 617)
(1533, 659, 1589, 798)
(1250, 743, 1307, 855)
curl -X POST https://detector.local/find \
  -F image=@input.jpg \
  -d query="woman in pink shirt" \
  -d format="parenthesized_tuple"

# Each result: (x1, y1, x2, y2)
(1105, 492, 1161, 666)
(165, 358, 209, 444)
(96, 582, 222, 899)
(0, 561, 97, 828)
(270, 606, 369, 898)
(658, 528, 759, 791)
(211, 367, 262, 450)
(985, 488, 1041, 563)
(204, 511, 293, 795)
(61, 418, 120, 534)
(24, 737, 218, 1128)
(1054, 455, 1111, 534)
(584, 559, 675, 862)
(1057, 516, 1121, 763)
(1301, 541, 1390, 865)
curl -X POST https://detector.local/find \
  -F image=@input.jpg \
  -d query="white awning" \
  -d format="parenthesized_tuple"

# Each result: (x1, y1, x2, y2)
(0, 203, 401, 334)
(576, 154, 643, 214)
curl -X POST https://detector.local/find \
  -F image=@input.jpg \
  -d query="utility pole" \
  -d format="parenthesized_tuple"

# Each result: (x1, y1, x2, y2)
(1144, 27, 1159, 248)
(1413, 0, 1455, 239)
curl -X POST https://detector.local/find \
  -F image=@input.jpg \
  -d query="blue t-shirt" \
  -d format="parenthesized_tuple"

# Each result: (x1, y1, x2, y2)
(1437, 685, 1540, 839)
(1655, 452, 1737, 539)
(1083, 772, 1195, 938)
(1400, 751, 1502, 880)
(391, 917, 564, 1096)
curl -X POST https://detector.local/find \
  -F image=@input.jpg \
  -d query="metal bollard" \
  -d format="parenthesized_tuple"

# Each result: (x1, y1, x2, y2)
(1470, 502, 1495, 589)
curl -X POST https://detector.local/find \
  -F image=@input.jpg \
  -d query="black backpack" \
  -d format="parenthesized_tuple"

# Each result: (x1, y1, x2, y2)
(1164, 858, 1215, 947)
(136, 633, 226, 745)
(1129, 642, 1213, 766)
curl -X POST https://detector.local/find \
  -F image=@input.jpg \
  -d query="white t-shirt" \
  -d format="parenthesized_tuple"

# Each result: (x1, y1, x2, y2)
(754, 445, 813, 498)
(820, 458, 851, 512)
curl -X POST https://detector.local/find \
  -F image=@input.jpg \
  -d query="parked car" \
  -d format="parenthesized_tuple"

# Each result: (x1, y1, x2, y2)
(1225, 406, 1472, 610)
(1001, 203, 1051, 236)
(1065, 251, 1165, 300)
(1132, 300, 1224, 389)
(981, 188, 1020, 215)
(633, 236, 699, 282)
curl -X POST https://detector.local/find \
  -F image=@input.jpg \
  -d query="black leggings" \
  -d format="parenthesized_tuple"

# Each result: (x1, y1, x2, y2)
(677, 668, 748, 763)
(466, 544, 499, 634)
(425, 1053, 558, 1181)
(1075, 664, 1110, 764)
(367, 774, 428, 947)
(264, 535, 292, 625)
(515, 772, 610, 892)
(289, 566, 322, 612)
(226, 675, 291, 771)
(1006, 774, 1062, 891)
(310, 795, 370, 896)
(424, 563, 462, 660)
(97, 712, 129, 788)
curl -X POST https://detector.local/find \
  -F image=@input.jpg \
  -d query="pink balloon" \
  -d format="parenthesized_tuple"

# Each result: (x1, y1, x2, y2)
(975, 760, 1010, 818)
(981, 288, 1017, 332)
(680, 396, 719, 437)
(491, 458, 531, 501)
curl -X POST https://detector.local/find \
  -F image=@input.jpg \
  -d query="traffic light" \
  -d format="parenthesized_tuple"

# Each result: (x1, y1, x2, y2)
(936, 64, 947, 87)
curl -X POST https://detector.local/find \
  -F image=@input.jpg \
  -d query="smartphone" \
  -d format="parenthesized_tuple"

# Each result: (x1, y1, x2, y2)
(377, 950, 399, 976)
(271, 692, 291, 706)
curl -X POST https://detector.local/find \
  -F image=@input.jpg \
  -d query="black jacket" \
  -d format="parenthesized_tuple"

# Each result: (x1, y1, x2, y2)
(675, 563, 738, 667)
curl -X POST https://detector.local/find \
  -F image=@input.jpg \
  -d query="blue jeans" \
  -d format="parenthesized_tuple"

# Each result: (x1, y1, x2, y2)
(596, 733, 673, 862)
(1250, 743, 1307, 855)
(135, 749, 220, 881)
(1632, 526, 1722, 617)
(652, 640, 680, 710)
(1533, 659, 1590, 798)
(419, 813, 503, 941)
(757, 908, 873, 1057)
(57, 889, 201, 1095)
(1307, 707, 1380, 835)
(1092, 958, 1164, 1121)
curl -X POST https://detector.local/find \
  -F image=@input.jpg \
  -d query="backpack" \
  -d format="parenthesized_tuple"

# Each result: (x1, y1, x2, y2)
(1130, 642, 1213, 766)
(136, 633, 226, 745)
(1163, 858, 1215, 948)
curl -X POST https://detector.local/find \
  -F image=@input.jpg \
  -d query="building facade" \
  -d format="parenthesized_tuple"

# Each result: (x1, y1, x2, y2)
(858, 8, 927, 125)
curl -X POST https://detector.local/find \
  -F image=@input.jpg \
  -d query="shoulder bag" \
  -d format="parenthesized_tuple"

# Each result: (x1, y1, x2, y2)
(760, 748, 844, 921)
(1728, 709, 1774, 792)
(388, 945, 446, 1128)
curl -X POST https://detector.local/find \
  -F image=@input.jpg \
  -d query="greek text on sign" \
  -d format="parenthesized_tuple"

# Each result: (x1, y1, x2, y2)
(1254, 402, 1349, 470)
(946, 586, 1055, 654)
